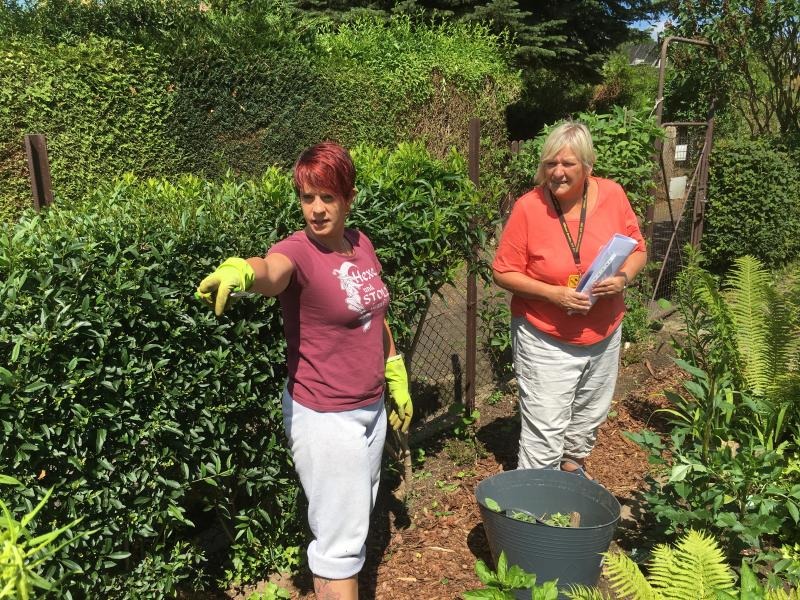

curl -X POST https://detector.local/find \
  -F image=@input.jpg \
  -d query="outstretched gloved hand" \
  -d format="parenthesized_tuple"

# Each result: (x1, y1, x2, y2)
(385, 354, 413, 433)
(196, 257, 255, 316)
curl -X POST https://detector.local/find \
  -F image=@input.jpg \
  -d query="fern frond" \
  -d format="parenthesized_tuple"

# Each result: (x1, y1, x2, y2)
(766, 589, 800, 600)
(727, 256, 771, 394)
(649, 530, 734, 599)
(564, 584, 611, 600)
(695, 268, 742, 379)
(603, 549, 660, 600)
(764, 288, 800, 395)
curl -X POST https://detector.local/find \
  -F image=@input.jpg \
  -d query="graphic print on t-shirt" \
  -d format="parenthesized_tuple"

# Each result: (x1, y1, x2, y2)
(332, 260, 389, 331)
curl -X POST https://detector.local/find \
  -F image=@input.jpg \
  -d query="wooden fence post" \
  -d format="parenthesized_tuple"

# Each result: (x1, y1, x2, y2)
(465, 118, 480, 414)
(24, 134, 54, 212)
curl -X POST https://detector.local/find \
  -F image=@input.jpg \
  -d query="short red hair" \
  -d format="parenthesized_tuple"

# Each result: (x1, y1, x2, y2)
(293, 141, 356, 200)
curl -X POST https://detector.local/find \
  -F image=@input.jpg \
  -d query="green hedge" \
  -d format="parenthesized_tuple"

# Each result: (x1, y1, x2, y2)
(505, 107, 662, 218)
(0, 142, 486, 595)
(0, 36, 179, 223)
(0, 4, 520, 222)
(703, 136, 800, 271)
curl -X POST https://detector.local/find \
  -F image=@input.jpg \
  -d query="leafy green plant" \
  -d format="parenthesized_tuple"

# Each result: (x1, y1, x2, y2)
(672, 250, 800, 449)
(0, 475, 89, 598)
(463, 551, 558, 600)
(484, 498, 574, 527)
(245, 581, 292, 599)
(627, 251, 800, 566)
(486, 390, 504, 406)
(621, 268, 659, 345)
(444, 403, 485, 465)
(479, 291, 513, 380)
(448, 403, 481, 441)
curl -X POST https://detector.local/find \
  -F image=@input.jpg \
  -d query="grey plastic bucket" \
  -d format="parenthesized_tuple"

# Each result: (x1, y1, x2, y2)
(475, 468, 620, 599)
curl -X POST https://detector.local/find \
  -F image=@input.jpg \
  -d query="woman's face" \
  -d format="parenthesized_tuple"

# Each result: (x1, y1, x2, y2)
(299, 184, 354, 241)
(543, 145, 591, 203)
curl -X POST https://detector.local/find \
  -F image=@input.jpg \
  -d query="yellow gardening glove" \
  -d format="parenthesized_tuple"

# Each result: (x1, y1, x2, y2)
(196, 257, 255, 316)
(385, 354, 413, 433)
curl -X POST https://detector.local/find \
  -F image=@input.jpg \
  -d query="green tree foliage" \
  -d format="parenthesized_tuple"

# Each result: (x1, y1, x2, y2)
(663, 0, 800, 136)
(0, 143, 488, 594)
(590, 44, 659, 113)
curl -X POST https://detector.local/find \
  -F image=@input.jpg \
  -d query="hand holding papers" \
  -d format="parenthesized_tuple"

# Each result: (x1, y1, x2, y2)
(576, 234, 638, 306)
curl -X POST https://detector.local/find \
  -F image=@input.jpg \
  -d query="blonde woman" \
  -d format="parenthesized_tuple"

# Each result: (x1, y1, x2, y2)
(493, 122, 647, 480)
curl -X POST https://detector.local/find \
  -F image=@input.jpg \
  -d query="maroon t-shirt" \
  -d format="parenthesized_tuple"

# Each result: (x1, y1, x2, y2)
(268, 229, 390, 412)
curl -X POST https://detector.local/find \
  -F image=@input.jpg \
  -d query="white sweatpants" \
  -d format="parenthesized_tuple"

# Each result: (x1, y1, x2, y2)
(282, 389, 387, 579)
(511, 316, 621, 470)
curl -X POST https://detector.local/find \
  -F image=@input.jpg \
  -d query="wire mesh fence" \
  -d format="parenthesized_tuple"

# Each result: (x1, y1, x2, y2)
(649, 122, 711, 302)
(406, 265, 508, 426)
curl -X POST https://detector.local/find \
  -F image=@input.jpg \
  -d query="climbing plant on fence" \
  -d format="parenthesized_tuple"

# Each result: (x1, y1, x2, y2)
(0, 142, 486, 595)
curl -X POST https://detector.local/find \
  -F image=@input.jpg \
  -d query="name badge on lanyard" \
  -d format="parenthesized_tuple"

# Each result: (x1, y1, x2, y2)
(567, 273, 581, 289)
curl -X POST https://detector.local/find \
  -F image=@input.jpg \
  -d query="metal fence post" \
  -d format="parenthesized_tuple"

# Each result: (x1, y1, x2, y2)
(24, 134, 54, 212)
(465, 118, 480, 414)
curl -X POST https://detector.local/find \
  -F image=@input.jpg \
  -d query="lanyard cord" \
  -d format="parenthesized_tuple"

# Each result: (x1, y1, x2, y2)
(548, 179, 588, 271)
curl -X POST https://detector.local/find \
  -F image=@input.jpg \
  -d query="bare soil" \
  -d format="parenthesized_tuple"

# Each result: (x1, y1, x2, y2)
(235, 325, 685, 600)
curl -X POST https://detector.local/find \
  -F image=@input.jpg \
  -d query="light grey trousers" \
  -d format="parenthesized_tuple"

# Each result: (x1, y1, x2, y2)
(511, 316, 621, 470)
(282, 389, 386, 579)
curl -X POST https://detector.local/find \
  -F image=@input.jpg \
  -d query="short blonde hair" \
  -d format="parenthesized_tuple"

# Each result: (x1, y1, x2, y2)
(534, 121, 596, 185)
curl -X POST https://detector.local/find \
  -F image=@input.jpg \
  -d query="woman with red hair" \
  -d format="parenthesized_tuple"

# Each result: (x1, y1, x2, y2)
(197, 142, 412, 600)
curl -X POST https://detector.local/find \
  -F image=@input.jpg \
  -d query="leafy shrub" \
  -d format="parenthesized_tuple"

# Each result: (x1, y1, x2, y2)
(590, 49, 658, 114)
(463, 551, 559, 599)
(479, 291, 513, 380)
(349, 142, 492, 346)
(568, 529, 800, 599)
(506, 107, 662, 217)
(704, 136, 800, 271)
(628, 251, 800, 570)
(621, 285, 652, 345)
(0, 142, 485, 594)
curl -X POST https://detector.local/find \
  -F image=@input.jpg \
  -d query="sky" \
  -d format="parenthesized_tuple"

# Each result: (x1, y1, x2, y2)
(632, 17, 668, 40)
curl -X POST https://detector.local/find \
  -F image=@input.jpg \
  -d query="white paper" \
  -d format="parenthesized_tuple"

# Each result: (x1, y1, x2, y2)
(576, 234, 638, 306)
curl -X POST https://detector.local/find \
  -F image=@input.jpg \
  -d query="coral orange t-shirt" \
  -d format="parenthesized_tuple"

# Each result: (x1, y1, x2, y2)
(492, 177, 646, 346)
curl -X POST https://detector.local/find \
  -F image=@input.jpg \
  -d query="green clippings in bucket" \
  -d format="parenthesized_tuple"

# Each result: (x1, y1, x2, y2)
(484, 497, 578, 527)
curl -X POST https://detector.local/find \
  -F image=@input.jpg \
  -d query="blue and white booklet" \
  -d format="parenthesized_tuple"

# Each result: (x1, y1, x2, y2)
(576, 234, 638, 306)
